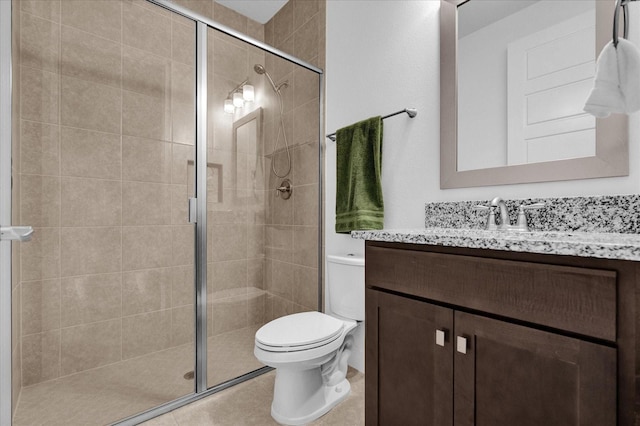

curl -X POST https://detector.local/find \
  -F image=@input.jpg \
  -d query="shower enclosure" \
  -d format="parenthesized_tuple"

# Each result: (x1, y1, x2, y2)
(0, 0, 323, 424)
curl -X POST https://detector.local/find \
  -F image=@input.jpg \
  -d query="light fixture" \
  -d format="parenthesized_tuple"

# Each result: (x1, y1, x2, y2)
(223, 79, 254, 114)
(242, 84, 254, 102)
(224, 99, 235, 114)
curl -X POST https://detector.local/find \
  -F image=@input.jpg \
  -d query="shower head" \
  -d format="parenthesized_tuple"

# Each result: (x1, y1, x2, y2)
(254, 63, 279, 93)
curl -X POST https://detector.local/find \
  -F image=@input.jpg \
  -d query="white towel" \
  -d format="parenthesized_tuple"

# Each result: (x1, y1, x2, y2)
(584, 38, 640, 118)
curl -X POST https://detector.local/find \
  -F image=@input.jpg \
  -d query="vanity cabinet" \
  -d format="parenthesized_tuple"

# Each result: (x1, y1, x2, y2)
(364, 241, 635, 425)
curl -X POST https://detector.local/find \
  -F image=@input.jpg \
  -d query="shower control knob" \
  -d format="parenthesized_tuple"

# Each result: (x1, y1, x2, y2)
(275, 179, 292, 200)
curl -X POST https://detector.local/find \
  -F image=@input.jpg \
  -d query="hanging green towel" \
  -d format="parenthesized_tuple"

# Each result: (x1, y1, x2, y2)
(335, 116, 384, 234)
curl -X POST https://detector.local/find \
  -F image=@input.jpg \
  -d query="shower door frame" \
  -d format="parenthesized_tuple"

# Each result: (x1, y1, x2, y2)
(0, 0, 325, 425)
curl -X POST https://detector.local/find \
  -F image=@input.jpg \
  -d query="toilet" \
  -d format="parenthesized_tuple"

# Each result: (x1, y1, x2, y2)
(254, 253, 365, 425)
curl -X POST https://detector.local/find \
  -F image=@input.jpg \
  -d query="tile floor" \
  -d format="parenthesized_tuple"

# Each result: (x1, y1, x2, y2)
(141, 368, 365, 426)
(13, 324, 364, 425)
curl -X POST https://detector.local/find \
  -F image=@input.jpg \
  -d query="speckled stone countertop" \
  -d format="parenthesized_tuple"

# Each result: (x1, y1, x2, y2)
(351, 228, 640, 261)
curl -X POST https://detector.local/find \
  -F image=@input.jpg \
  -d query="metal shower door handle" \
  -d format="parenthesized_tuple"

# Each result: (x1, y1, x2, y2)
(0, 226, 34, 242)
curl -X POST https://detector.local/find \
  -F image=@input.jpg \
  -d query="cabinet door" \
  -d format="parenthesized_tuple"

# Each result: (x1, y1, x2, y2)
(366, 289, 454, 425)
(454, 311, 616, 426)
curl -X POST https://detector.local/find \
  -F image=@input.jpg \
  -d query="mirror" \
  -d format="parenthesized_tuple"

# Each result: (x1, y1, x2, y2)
(440, 0, 628, 188)
(233, 107, 263, 199)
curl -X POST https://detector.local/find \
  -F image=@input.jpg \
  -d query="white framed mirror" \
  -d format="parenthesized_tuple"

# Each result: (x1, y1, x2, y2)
(440, 0, 629, 189)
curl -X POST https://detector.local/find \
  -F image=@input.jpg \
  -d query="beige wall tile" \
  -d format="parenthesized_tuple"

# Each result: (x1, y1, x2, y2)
(20, 67, 59, 124)
(123, 2, 171, 58)
(213, 3, 247, 38)
(172, 101, 195, 146)
(122, 135, 172, 183)
(122, 310, 172, 359)
(61, 0, 122, 43)
(209, 260, 247, 297)
(247, 289, 265, 325)
(61, 25, 121, 88)
(293, 67, 318, 109)
(209, 223, 247, 262)
(123, 45, 171, 99)
(60, 273, 122, 327)
(123, 268, 172, 316)
(269, 189, 293, 225)
(294, 14, 319, 62)
(293, 0, 319, 30)
(20, 174, 60, 228)
(122, 181, 172, 226)
(172, 225, 194, 266)
(21, 228, 60, 282)
(268, 259, 293, 300)
(60, 177, 122, 227)
(21, 1, 61, 23)
(60, 126, 121, 180)
(293, 99, 319, 147)
(60, 76, 122, 134)
(20, 120, 60, 176)
(21, 13, 60, 73)
(21, 279, 60, 335)
(247, 224, 264, 259)
(211, 295, 247, 336)
(265, 225, 292, 262)
(171, 184, 189, 225)
(212, 37, 247, 81)
(293, 226, 318, 268)
(22, 330, 61, 386)
(272, 0, 293, 47)
(292, 142, 319, 186)
(172, 62, 194, 106)
(60, 227, 122, 277)
(172, 265, 194, 307)
(293, 184, 318, 226)
(122, 226, 173, 271)
(171, 305, 194, 346)
(171, 143, 194, 185)
(60, 319, 121, 375)
(172, 20, 195, 66)
(248, 259, 264, 290)
(172, 0, 212, 19)
(123, 90, 170, 141)
(293, 265, 318, 310)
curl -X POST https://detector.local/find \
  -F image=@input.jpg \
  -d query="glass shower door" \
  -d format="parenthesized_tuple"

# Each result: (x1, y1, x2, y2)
(10, 0, 198, 424)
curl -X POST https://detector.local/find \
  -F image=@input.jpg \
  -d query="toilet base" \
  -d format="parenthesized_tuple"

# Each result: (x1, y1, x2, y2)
(271, 374, 351, 426)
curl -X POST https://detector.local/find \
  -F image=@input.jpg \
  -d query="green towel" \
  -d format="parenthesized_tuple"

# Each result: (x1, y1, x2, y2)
(335, 116, 384, 233)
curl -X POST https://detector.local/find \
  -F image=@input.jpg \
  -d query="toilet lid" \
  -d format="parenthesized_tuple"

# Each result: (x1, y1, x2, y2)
(255, 312, 344, 349)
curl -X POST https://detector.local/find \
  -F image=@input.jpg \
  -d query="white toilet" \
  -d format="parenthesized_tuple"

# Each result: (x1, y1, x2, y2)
(254, 253, 365, 425)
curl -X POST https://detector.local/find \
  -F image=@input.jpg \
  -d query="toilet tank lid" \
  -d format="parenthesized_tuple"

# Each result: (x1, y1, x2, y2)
(327, 253, 364, 266)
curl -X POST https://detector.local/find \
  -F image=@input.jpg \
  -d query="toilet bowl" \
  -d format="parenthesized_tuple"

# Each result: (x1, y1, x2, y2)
(254, 254, 364, 425)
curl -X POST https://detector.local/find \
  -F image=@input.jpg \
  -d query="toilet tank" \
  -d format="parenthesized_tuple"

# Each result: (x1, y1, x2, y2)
(327, 254, 365, 321)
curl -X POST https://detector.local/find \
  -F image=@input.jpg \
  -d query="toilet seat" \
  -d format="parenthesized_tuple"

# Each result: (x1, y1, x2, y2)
(255, 312, 345, 352)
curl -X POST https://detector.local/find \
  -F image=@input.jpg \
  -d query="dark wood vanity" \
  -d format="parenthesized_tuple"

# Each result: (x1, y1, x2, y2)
(364, 240, 639, 425)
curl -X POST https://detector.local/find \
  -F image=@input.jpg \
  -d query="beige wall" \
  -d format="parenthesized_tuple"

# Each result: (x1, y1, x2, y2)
(262, 0, 325, 321)
(15, 0, 324, 389)
(17, 0, 197, 386)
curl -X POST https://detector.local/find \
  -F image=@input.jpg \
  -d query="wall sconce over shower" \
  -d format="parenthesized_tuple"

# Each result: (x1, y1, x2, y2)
(224, 79, 254, 114)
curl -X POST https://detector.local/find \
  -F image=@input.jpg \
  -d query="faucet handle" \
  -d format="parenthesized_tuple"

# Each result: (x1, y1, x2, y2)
(515, 203, 545, 231)
(475, 205, 498, 230)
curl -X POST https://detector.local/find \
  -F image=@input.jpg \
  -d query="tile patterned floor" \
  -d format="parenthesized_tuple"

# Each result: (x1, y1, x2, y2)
(141, 368, 365, 426)
(13, 324, 364, 425)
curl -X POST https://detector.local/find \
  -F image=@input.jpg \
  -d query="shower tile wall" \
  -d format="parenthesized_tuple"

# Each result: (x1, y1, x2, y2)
(17, 0, 196, 387)
(263, 0, 325, 320)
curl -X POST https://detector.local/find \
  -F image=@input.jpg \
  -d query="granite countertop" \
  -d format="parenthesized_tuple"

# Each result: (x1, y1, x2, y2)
(351, 228, 640, 261)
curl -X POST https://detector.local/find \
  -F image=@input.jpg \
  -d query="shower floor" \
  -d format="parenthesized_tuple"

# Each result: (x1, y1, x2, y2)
(12, 325, 265, 426)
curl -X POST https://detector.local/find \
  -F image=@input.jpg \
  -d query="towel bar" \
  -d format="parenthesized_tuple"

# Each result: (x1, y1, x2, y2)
(614, 0, 637, 47)
(326, 108, 417, 142)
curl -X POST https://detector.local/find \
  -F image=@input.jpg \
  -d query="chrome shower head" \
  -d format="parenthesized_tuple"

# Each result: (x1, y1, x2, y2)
(254, 63, 279, 93)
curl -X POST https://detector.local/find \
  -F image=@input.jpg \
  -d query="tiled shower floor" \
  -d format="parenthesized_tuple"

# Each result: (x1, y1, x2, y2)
(13, 325, 265, 425)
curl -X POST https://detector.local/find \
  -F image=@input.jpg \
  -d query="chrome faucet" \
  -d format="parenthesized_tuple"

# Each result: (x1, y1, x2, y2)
(490, 197, 510, 229)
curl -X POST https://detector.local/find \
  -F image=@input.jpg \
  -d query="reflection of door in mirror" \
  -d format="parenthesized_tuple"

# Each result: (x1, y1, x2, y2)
(233, 108, 263, 199)
(457, 1, 596, 172)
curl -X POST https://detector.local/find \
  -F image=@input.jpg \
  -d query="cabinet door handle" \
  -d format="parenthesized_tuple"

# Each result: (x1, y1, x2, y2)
(456, 336, 467, 354)
(435, 329, 446, 347)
